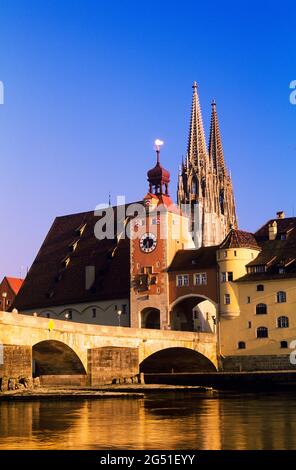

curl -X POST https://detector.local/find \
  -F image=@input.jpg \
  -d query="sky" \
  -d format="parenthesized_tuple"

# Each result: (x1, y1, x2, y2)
(0, 0, 295, 279)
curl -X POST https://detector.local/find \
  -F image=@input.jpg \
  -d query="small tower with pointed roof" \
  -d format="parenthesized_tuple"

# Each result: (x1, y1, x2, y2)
(177, 83, 238, 247)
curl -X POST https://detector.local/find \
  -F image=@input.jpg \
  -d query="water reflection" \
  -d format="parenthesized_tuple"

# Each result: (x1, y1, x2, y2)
(0, 392, 296, 449)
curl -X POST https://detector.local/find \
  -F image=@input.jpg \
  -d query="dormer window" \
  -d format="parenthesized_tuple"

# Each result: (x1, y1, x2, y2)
(75, 223, 87, 237)
(62, 257, 71, 268)
(69, 240, 79, 252)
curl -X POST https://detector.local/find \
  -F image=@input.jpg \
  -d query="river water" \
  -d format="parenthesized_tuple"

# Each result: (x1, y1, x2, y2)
(0, 391, 296, 450)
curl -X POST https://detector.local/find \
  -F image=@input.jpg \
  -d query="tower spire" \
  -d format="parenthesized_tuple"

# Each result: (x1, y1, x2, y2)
(208, 100, 226, 174)
(187, 82, 208, 167)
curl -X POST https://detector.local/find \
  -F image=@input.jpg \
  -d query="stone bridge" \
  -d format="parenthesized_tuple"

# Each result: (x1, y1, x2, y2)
(0, 311, 217, 385)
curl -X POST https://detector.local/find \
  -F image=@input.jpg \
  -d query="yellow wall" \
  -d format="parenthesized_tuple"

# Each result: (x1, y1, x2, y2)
(217, 247, 260, 318)
(220, 278, 296, 356)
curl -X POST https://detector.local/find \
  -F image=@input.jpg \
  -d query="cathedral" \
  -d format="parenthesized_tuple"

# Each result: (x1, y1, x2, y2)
(12, 83, 296, 372)
(177, 81, 237, 247)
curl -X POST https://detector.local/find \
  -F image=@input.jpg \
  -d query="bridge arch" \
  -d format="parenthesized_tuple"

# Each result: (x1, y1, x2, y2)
(32, 340, 86, 377)
(140, 347, 217, 373)
(169, 294, 217, 333)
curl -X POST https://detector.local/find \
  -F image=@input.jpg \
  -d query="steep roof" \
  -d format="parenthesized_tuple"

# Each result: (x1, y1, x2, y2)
(187, 81, 208, 167)
(208, 101, 226, 174)
(219, 229, 260, 250)
(168, 246, 218, 271)
(5, 277, 24, 294)
(13, 206, 131, 311)
(237, 217, 296, 282)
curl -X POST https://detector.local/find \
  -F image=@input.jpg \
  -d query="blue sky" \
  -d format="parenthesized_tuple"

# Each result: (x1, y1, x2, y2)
(0, 0, 295, 279)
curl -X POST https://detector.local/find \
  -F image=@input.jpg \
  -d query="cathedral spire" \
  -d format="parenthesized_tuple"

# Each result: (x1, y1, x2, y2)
(208, 100, 226, 174)
(187, 81, 208, 167)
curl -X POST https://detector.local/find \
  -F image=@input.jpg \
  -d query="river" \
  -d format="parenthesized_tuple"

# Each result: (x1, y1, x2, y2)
(0, 391, 296, 449)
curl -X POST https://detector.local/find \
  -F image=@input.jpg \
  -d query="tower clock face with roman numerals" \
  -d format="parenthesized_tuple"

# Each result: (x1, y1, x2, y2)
(139, 232, 157, 253)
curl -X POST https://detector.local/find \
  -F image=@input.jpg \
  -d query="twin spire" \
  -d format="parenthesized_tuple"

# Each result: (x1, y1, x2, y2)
(187, 81, 208, 168)
(186, 81, 226, 175)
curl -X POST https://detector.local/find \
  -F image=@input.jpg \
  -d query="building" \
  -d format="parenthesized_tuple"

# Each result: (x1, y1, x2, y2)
(0, 277, 23, 311)
(218, 213, 296, 371)
(12, 83, 296, 371)
(177, 82, 237, 247)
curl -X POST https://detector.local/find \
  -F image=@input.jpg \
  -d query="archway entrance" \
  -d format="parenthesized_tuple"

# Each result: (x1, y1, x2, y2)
(141, 308, 160, 329)
(140, 347, 216, 373)
(170, 295, 217, 332)
(32, 340, 86, 377)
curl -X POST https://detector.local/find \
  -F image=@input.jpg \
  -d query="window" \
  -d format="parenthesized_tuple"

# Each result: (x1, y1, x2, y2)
(7, 300, 10, 306)
(280, 341, 288, 349)
(248, 321, 252, 328)
(228, 272, 233, 282)
(144, 266, 153, 275)
(221, 272, 227, 283)
(277, 316, 289, 328)
(257, 326, 268, 338)
(92, 308, 96, 318)
(183, 275, 189, 286)
(46, 313, 50, 318)
(257, 284, 264, 292)
(277, 291, 286, 303)
(247, 296, 251, 304)
(280, 234, 286, 240)
(176, 274, 189, 287)
(238, 341, 246, 349)
(224, 251, 227, 258)
(224, 294, 231, 305)
(279, 267, 285, 274)
(234, 250, 237, 257)
(256, 303, 267, 315)
(194, 272, 207, 285)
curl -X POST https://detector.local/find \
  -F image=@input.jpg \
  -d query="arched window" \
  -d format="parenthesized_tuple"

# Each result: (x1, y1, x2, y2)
(277, 316, 289, 328)
(238, 341, 246, 349)
(280, 341, 288, 349)
(256, 303, 267, 315)
(257, 326, 268, 338)
(277, 291, 286, 303)
(256, 284, 264, 292)
(191, 178, 197, 195)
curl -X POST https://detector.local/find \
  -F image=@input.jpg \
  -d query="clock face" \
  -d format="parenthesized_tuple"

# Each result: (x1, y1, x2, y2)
(139, 232, 157, 253)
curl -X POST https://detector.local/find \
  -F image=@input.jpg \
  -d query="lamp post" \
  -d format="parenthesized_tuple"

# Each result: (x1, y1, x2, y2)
(2, 292, 7, 312)
(117, 309, 122, 327)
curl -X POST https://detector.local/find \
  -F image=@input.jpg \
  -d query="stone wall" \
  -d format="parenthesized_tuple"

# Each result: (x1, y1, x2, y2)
(88, 346, 139, 385)
(222, 354, 296, 371)
(39, 375, 87, 387)
(0, 344, 32, 378)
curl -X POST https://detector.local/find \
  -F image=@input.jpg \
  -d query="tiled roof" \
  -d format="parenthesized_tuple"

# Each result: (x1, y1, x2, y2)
(255, 217, 296, 241)
(237, 217, 296, 282)
(5, 277, 24, 294)
(13, 207, 131, 311)
(219, 229, 260, 250)
(168, 246, 218, 271)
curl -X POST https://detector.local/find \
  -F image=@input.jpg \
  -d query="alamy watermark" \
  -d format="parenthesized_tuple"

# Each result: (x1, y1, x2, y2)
(289, 80, 296, 104)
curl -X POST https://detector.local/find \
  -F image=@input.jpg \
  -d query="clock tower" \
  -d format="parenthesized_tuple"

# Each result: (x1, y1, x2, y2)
(130, 141, 194, 329)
